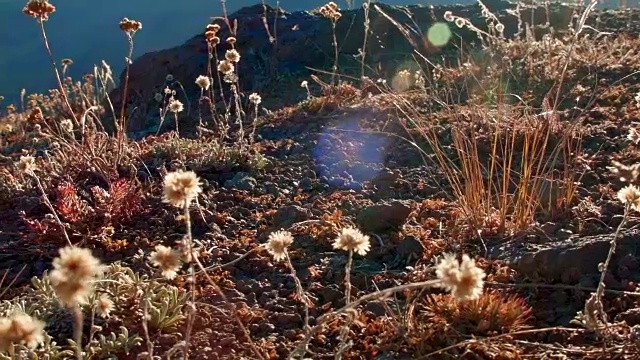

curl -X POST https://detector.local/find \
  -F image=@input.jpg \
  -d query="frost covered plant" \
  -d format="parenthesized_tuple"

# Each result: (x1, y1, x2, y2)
(149, 245, 182, 280)
(265, 230, 294, 262)
(162, 170, 202, 208)
(0, 312, 45, 352)
(333, 227, 370, 256)
(436, 253, 486, 301)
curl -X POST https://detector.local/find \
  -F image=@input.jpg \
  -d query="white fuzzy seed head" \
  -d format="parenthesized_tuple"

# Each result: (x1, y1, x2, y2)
(332, 227, 370, 256)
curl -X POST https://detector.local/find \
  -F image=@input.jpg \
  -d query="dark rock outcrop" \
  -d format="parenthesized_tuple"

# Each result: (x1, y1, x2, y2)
(107, 1, 640, 136)
(490, 229, 640, 286)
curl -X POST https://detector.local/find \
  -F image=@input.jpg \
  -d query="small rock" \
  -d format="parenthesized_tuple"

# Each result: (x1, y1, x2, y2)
(224, 172, 257, 191)
(615, 308, 640, 326)
(365, 301, 387, 317)
(396, 235, 426, 263)
(272, 205, 310, 229)
(357, 200, 412, 233)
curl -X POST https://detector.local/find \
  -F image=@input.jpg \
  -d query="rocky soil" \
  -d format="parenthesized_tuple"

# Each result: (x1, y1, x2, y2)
(2, 1, 640, 359)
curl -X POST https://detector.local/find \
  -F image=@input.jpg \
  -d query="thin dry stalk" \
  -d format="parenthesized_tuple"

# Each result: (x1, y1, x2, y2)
(283, 251, 312, 356)
(181, 201, 196, 359)
(117, 32, 135, 141)
(28, 170, 73, 246)
(37, 20, 78, 125)
(334, 249, 355, 359)
(72, 306, 83, 360)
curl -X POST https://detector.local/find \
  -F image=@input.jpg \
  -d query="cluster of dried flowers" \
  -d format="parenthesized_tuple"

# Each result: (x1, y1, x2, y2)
(148, 170, 202, 278)
(119, 17, 142, 34)
(0, 313, 45, 352)
(204, 23, 222, 46)
(23, 0, 56, 21)
(436, 253, 486, 301)
(50, 246, 104, 307)
(218, 49, 240, 83)
(320, 2, 342, 22)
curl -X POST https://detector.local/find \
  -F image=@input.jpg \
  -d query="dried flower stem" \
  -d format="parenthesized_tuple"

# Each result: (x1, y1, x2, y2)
(116, 32, 135, 163)
(141, 296, 155, 359)
(28, 171, 72, 246)
(330, 22, 339, 88)
(334, 249, 354, 359)
(592, 203, 630, 330)
(37, 20, 78, 125)
(72, 306, 83, 360)
(174, 112, 180, 135)
(182, 202, 195, 359)
(283, 251, 311, 356)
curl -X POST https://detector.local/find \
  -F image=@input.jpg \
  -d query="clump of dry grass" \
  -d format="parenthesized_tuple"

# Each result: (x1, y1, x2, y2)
(408, 291, 532, 355)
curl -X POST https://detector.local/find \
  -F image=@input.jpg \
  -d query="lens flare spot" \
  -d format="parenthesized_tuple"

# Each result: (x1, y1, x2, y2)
(427, 22, 451, 47)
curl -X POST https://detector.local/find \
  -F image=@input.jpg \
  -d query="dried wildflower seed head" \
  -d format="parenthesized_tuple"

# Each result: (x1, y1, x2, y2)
(301, 80, 308, 88)
(495, 23, 505, 33)
(17, 155, 37, 174)
(60, 118, 73, 133)
(266, 230, 294, 261)
(249, 93, 262, 105)
(436, 253, 485, 301)
(119, 17, 142, 33)
(226, 36, 237, 44)
(454, 17, 466, 28)
(205, 31, 220, 44)
(149, 244, 182, 279)
(225, 49, 241, 63)
(50, 246, 103, 306)
(454, 255, 486, 300)
(618, 185, 640, 211)
(23, 0, 56, 21)
(93, 295, 114, 318)
(0, 312, 45, 352)
(195, 75, 211, 90)
(207, 24, 221, 32)
(333, 227, 371, 256)
(609, 160, 640, 183)
(443, 11, 454, 22)
(162, 170, 202, 207)
(169, 99, 184, 113)
(320, 2, 341, 21)
(217, 60, 235, 75)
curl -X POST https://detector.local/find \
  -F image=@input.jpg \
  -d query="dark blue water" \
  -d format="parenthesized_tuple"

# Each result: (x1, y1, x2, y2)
(0, 0, 631, 105)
